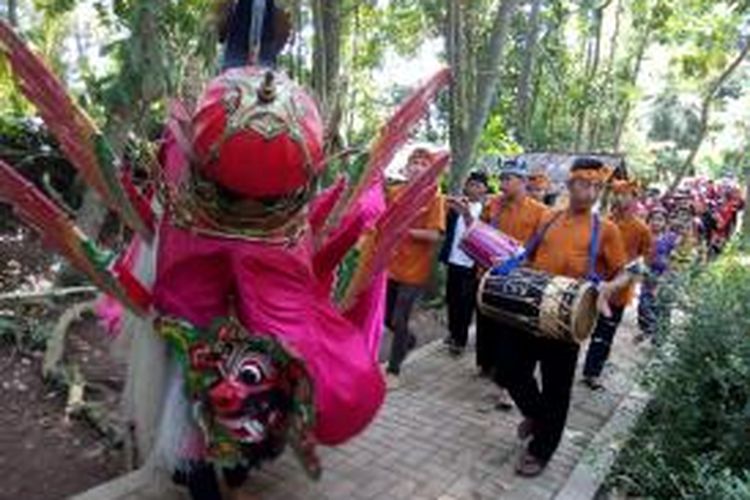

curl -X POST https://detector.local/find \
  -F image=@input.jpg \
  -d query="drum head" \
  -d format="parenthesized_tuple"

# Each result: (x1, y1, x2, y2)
(571, 285, 599, 342)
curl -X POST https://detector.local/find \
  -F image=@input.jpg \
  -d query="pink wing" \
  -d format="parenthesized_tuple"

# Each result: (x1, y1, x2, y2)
(0, 159, 151, 314)
(319, 68, 451, 241)
(341, 151, 450, 311)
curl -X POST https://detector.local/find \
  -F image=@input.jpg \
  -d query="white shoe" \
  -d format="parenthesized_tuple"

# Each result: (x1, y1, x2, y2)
(386, 373, 401, 390)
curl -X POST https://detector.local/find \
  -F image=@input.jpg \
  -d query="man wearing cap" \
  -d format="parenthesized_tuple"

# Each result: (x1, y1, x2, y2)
(440, 171, 490, 356)
(477, 158, 548, 409)
(497, 157, 629, 477)
(581, 179, 652, 390)
(385, 148, 446, 389)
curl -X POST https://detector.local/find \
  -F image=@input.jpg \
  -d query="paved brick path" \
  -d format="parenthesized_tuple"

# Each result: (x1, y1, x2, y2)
(241, 308, 647, 500)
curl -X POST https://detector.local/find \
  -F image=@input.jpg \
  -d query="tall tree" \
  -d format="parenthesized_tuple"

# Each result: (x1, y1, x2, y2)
(516, 0, 544, 146)
(6, 0, 17, 26)
(573, 0, 613, 151)
(311, 0, 343, 117)
(446, 0, 522, 190)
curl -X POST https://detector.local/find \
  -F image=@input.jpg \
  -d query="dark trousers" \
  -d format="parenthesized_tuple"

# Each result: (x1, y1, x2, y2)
(476, 311, 499, 375)
(385, 279, 422, 375)
(498, 328, 580, 462)
(175, 461, 248, 500)
(446, 264, 478, 349)
(637, 284, 673, 345)
(582, 306, 625, 378)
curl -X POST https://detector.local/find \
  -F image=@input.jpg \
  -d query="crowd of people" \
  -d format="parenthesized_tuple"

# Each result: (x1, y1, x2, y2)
(381, 149, 745, 477)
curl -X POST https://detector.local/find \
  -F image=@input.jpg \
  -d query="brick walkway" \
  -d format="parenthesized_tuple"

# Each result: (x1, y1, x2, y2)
(241, 309, 647, 500)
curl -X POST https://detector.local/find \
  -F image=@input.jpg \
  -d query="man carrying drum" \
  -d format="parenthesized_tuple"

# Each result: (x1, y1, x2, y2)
(496, 157, 629, 477)
(453, 158, 548, 409)
(582, 179, 652, 390)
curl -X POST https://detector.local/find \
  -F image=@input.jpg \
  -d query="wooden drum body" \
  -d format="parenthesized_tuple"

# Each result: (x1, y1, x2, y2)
(477, 267, 598, 343)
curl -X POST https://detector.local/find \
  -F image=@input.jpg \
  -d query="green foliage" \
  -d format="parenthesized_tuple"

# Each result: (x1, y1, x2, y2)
(87, 1, 218, 134)
(477, 113, 522, 158)
(609, 254, 750, 498)
(648, 91, 703, 148)
(0, 115, 81, 212)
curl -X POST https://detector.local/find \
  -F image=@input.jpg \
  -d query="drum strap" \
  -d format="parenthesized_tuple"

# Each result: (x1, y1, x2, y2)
(492, 212, 602, 283)
(491, 211, 564, 276)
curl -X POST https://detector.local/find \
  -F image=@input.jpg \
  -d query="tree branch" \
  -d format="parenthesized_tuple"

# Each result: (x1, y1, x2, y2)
(668, 41, 750, 192)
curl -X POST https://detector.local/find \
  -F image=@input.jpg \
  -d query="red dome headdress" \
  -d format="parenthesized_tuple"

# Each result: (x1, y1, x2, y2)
(182, 66, 325, 237)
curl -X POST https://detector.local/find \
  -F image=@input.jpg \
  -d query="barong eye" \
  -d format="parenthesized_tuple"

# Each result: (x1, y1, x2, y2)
(239, 362, 265, 385)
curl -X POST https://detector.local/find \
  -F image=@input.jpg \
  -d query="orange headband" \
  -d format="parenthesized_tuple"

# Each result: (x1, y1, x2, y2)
(568, 164, 614, 184)
(611, 179, 639, 195)
(569, 169, 606, 183)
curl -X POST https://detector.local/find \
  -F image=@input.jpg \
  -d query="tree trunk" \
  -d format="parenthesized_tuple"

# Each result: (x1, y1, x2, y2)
(668, 42, 750, 193)
(446, 0, 468, 190)
(607, 0, 623, 69)
(74, 2, 165, 240)
(584, 3, 608, 150)
(449, 0, 521, 190)
(590, 0, 623, 150)
(575, 0, 614, 151)
(311, 0, 342, 117)
(516, 0, 543, 146)
(612, 28, 650, 151)
(6, 0, 17, 26)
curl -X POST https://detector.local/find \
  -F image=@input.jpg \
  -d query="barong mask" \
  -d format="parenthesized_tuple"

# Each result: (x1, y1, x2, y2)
(157, 318, 320, 477)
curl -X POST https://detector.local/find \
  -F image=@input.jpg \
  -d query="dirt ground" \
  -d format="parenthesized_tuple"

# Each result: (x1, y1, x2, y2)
(0, 229, 126, 500)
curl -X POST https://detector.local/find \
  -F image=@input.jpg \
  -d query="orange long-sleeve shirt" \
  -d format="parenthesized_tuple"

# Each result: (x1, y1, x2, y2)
(611, 213, 653, 306)
(481, 194, 548, 244)
(529, 210, 627, 282)
(387, 185, 445, 286)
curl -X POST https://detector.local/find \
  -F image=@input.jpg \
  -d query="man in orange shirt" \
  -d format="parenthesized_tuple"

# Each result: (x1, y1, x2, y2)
(497, 157, 629, 477)
(582, 179, 652, 389)
(527, 172, 552, 205)
(385, 148, 445, 389)
(476, 158, 547, 408)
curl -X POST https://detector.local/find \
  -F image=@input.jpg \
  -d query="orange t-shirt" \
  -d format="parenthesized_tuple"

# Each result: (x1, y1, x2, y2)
(529, 210, 626, 282)
(481, 195, 548, 243)
(387, 186, 445, 286)
(611, 214, 653, 306)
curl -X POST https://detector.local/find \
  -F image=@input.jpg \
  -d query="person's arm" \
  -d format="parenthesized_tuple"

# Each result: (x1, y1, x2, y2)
(597, 271, 632, 318)
(409, 228, 441, 242)
(445, 196, 474, 224)
(596, 225, 630, 317)
(410, 193, 445, 243)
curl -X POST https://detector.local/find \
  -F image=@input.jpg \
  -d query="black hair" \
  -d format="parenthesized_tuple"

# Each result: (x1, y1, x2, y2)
(570, 157, 604, 172)
(466, 171, 489, 187)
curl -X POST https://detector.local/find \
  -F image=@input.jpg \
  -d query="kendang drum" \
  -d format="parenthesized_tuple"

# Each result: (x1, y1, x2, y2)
(460, 220, 522, 269)
(477, 267, 598, 343)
